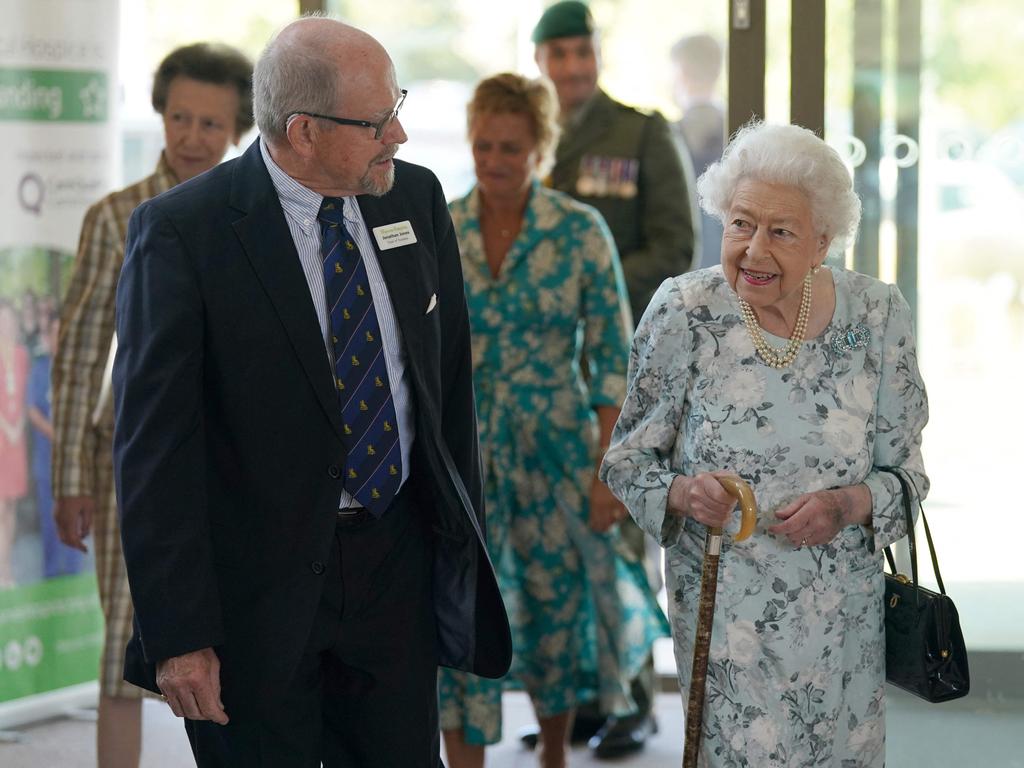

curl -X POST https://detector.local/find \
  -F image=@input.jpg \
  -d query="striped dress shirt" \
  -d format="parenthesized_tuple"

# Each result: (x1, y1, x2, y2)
(259, 139, 413, 506)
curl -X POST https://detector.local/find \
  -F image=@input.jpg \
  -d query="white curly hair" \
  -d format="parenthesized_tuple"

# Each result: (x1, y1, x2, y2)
(697, 120, 862, 259)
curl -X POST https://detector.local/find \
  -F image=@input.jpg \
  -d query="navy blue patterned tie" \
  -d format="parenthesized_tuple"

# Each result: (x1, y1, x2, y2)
(318, 197, 401, 515)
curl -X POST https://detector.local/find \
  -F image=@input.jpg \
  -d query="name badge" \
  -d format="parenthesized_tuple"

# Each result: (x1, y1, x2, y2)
(372, 220, 417, 251)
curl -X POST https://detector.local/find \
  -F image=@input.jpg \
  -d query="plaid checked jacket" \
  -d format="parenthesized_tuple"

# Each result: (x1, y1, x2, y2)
(52, 156, 177, 499)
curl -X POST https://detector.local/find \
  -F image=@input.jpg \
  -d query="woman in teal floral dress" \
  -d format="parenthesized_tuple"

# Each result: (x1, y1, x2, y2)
(439, 73, 669, 768)
(602, 122, 928, 767)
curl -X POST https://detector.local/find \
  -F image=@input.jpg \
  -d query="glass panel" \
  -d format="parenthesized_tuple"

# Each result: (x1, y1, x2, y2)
(826, 0, 1024, 652)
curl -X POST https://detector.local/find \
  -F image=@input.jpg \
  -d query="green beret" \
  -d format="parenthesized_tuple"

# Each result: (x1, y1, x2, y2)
(531, 1, 596, 44)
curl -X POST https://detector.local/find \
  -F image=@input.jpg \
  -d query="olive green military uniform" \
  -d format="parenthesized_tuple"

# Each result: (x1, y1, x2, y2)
(550, 87, 698, 321)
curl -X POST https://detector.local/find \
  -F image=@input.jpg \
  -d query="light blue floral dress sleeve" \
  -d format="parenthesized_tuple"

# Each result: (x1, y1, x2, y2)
(601, 266, 928, 767)
(438, 182, 669, 746)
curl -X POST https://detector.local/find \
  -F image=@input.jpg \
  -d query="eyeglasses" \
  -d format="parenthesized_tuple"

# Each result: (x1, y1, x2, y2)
(289, 89, 407, 141)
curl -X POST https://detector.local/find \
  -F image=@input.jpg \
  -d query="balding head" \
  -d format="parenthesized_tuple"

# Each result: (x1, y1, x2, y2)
(253, 17, 393, 143)
(253, 16, 407, 197)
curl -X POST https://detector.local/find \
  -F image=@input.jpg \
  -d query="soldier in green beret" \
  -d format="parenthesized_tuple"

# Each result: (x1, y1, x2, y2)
(534, 0, 698, 320)
(526, 0, 700, 760)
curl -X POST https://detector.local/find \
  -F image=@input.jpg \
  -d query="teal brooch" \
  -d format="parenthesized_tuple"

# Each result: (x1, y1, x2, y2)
(830, 323, 871, 354)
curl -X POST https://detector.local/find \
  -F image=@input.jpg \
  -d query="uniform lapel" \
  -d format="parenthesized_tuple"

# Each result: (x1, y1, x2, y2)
(228, 142, 345, 440)
(555, 88, 616, 172)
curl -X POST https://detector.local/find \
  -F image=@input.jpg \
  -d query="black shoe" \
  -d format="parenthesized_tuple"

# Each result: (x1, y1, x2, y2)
(517, 724, 541, 750)
(588, 714, 657, 759)
(571, 714, 606, 744)
(517, 714, 606, 750)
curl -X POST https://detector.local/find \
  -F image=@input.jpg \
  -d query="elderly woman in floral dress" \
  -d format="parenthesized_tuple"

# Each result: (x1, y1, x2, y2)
(601, 121, 928, 767)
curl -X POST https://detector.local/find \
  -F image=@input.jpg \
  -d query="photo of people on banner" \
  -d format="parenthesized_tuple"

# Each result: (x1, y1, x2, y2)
(0, 251, 90, 591)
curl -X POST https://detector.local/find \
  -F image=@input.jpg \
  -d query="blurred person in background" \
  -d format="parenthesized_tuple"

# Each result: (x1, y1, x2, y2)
(29, 314, 84, 579)
(19, 290, 41, 356)
(531, 0, 697, 757)
(670, 33, 726, 271)
(52, 41, 253, 768)
(439, 72, 667, 768)
(0, 299, 29, 589)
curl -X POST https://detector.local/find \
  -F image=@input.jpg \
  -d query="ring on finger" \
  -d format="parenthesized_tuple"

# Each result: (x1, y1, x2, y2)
(800, 538, 807, 547)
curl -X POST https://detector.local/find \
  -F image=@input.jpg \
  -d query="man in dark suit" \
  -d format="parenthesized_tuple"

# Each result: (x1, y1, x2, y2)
(112, 17, 511, 767)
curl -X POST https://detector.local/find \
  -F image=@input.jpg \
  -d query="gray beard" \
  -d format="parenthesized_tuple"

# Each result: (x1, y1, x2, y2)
(360, 161, 395, 197)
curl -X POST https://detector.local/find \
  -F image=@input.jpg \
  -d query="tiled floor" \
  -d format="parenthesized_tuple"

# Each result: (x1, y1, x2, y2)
(2, 687, 1022, 767)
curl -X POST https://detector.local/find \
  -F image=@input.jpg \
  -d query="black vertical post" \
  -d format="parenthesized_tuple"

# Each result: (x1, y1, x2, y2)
(895, 0, 921, 318)
(728, 0, 767, 137)
(790, 0, 826, 137)
(852, 0, 883, 278)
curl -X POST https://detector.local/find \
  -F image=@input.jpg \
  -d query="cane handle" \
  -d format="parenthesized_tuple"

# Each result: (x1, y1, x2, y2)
(716, 475, 757, 542)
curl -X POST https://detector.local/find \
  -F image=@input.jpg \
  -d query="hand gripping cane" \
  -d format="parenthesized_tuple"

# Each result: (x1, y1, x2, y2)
(682, 475, 757, 768)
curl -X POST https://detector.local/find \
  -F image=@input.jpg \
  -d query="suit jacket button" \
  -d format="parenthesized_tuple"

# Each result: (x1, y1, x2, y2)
(310, 561, 325, 575)
(328, 465, 341, 479)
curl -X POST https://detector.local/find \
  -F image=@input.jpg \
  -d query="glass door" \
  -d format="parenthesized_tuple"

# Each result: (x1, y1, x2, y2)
(823, 0, 1024, 653)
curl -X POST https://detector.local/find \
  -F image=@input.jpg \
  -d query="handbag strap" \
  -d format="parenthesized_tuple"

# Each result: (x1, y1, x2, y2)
(878, 465, 947, 596)
(881, 467, 919, 591)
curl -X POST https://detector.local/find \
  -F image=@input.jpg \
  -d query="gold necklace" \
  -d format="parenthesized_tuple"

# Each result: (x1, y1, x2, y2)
(480, 194, 525, 242)
(739, 271, 813, 369)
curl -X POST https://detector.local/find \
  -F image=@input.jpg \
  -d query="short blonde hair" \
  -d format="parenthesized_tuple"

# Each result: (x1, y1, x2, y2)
(466, 73, 560, 177)
(698, 120, 862, 258)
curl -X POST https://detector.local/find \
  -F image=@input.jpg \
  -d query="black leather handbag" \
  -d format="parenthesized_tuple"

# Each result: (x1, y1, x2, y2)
(879, 466, 969, 702)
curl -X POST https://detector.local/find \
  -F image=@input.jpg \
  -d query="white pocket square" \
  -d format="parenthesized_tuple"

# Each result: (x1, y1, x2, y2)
(425, 293, 437, 314)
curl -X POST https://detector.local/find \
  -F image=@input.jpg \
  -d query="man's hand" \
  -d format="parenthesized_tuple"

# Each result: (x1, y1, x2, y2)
(156, 647, 229, 725)
(589, 477, 628, 532)
(54, 496, 96, 552)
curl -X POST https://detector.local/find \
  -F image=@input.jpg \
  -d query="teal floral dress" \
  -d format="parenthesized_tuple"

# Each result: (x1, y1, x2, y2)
(601, 267, 928, 767)
(438, 182, 670, 745)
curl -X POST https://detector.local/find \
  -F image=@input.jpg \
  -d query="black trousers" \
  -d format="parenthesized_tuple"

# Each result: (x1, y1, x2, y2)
(185, 491, 442, 767)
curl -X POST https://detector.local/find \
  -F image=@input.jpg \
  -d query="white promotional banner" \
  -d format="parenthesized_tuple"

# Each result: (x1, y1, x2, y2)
(0, 0, 118, 723)
(0, 0, 119, 252)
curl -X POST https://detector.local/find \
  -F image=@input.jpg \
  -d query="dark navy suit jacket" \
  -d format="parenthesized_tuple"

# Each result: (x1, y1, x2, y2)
(112, 140, 511, 701)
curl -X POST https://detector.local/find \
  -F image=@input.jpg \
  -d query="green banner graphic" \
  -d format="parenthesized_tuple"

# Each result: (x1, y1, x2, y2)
(0, 574, 103, 703)
(0, 68, 108, 123)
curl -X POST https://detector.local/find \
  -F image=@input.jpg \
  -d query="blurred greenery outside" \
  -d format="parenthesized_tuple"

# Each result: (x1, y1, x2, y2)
(0, 248, 73, 305)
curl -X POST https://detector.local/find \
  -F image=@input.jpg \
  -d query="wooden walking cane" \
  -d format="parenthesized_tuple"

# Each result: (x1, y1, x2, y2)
(682, 475, 757, 768)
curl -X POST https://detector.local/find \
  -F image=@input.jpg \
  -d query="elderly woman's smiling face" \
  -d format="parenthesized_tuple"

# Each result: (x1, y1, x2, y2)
(722, 178, 829, 317)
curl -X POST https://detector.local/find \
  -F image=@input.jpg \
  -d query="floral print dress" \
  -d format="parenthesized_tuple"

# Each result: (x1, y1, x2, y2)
(601, 266, 928, 767)
(438, 182, 670, 745)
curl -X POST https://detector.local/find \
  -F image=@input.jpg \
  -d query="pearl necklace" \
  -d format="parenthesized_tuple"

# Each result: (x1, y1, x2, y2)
(739, 271, 813, 369)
